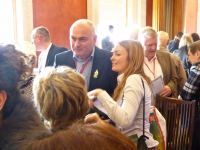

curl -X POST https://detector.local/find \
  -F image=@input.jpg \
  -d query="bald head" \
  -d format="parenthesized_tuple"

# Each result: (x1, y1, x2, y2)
(69, 19, 97, 60)
(157, 31, 169, 48)
(70, 19, 96, 37)
(129, 28, 140, 40)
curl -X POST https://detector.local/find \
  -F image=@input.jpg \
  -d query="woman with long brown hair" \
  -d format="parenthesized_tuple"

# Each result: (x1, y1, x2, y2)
(24, 123, 137, 150)
(88, 40, 158, 149)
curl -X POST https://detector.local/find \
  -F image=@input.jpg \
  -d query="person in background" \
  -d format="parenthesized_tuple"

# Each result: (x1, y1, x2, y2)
(157, 31, 187, 95)
(24, 122, 137, 150)
(31, 26, 68, 73)
(138, 27, 178, 101)
(14, 41, 37, 99)
(102, 25, 115, 51)
(0, 44, 52, 150)
(167, 31, 183, 53)
(181, 41, 200, 150)
(54, 19, 118, 119)
(191, 33, 200, 42)
(88, 40, 159, 149)
(33, 66, 89, 132)
(173, 34, 193, 77)
(129, 27, 140, 40)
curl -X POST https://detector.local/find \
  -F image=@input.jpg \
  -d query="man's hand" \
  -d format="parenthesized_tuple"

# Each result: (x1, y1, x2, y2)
(160, 85, 172, 96)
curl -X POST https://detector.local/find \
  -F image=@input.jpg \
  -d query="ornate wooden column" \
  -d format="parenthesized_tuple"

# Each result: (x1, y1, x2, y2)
(172, 0, 184, 37)
(152, 0, 165, 31)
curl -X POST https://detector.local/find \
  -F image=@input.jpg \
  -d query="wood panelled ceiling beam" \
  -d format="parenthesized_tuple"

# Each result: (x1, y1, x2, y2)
(152, 0, 165, 32)
(172, 0, 183, 38)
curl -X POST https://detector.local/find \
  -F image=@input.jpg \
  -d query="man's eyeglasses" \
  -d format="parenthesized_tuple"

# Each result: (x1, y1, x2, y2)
(31, 35, 43, 41)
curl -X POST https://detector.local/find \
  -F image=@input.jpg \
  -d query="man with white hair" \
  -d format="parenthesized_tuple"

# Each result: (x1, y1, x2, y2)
(138, 27, 178, 101)
(54, 19, 118, 118)
(158, 31, 187, 95)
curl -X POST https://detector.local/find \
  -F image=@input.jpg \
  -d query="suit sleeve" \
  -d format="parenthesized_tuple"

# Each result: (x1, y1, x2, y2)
(54, 54, 59, 67)
(166, 55, 178, 97)
(102, 38, 114, 51)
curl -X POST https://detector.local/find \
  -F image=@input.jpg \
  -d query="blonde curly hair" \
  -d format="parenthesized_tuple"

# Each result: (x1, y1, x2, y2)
(33, 66, 89, 131)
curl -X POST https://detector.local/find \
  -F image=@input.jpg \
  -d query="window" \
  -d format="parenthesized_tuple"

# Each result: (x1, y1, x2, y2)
(0, 0, 15, 43)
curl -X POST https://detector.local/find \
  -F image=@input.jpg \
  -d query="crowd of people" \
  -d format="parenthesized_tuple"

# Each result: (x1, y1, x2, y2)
(1, 18, 200, 150)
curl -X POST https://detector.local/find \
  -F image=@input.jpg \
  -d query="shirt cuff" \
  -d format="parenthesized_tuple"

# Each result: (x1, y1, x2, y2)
(97, 90, 112, 104)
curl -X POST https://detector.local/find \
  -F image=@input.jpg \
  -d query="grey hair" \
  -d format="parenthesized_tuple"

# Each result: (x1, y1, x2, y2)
(70, 19, 96, 36)
(138, 26, 158, 41)
(179, 34, 193, 49)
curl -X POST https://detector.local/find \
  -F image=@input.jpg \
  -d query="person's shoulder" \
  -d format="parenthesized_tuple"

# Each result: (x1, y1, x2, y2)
(191, 62, 200, 73)
(156, 49, 171, 56)
(173, 48, 180, 53)
(102, 36, 109, 40)
(51, 44, 68, 51)
(170, 53, 181, 61)
(126, 74, 141, 82)
(168, 40, 173, 45)
(56, 50, 72, 58)
(95, 46, 113, 56)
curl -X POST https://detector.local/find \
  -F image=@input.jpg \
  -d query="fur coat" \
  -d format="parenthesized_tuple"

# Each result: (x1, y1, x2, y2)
(0, 95, 52, 150)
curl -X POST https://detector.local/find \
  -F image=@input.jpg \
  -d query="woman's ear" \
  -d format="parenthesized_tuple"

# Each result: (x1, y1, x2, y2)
(0, 91, 7, 111)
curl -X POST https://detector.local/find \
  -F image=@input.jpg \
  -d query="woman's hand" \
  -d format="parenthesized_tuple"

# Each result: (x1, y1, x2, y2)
(88, 89, 104, 98)
(84, 113, 110, 124)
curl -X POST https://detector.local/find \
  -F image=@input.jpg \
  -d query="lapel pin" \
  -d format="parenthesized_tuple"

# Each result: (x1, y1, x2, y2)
(93, 69, 98, 78)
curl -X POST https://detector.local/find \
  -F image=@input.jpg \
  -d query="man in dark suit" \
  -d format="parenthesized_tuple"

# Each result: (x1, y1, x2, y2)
(101, 25, 114, 51)
(31, 26, 68, 73)
(166, 31, 183, 53)
(54, 19, 118, 117)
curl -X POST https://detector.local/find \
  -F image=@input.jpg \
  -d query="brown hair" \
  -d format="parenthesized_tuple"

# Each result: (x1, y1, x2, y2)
(188, 40, 200, 55)
(33, 26, 51, 42)
(113, 40, 151, 100)
(24, 123, 136, 150)
(33, 66, 89, 131)
(0, 44, 29, 119)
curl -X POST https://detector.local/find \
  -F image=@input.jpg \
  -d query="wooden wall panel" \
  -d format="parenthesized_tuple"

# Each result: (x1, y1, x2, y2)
(185, 0, 198, 33)
(146, 0, 153, 27)
(32, 0, 87, 49)
(172, 0, 183, 38)
(152, 0, 165, 32)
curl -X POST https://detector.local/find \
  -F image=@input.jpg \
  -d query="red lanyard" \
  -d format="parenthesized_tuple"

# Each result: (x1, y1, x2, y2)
(144, 58, 156, 79)
(75, 59, 88, 74)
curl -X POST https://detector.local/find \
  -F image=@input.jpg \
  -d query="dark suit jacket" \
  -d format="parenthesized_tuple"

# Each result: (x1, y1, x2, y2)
(101, 36, 114, 52)
(173, 45, 191, 77)
(38, 44, 68, 73)
(54, 46, 118, 95)
(167, 39, 180, 53)
(55, 46, 118, 120)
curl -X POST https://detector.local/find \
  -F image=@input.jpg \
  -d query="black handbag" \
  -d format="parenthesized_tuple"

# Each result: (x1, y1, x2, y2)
(137, 78, 149, 150)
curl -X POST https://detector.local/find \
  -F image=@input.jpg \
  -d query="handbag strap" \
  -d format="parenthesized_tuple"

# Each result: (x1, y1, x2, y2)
(141, 78, 149, 141)
(141, 78, 145, 136)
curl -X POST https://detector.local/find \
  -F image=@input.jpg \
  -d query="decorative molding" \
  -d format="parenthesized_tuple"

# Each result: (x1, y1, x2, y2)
(15, 0, 33, 42)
